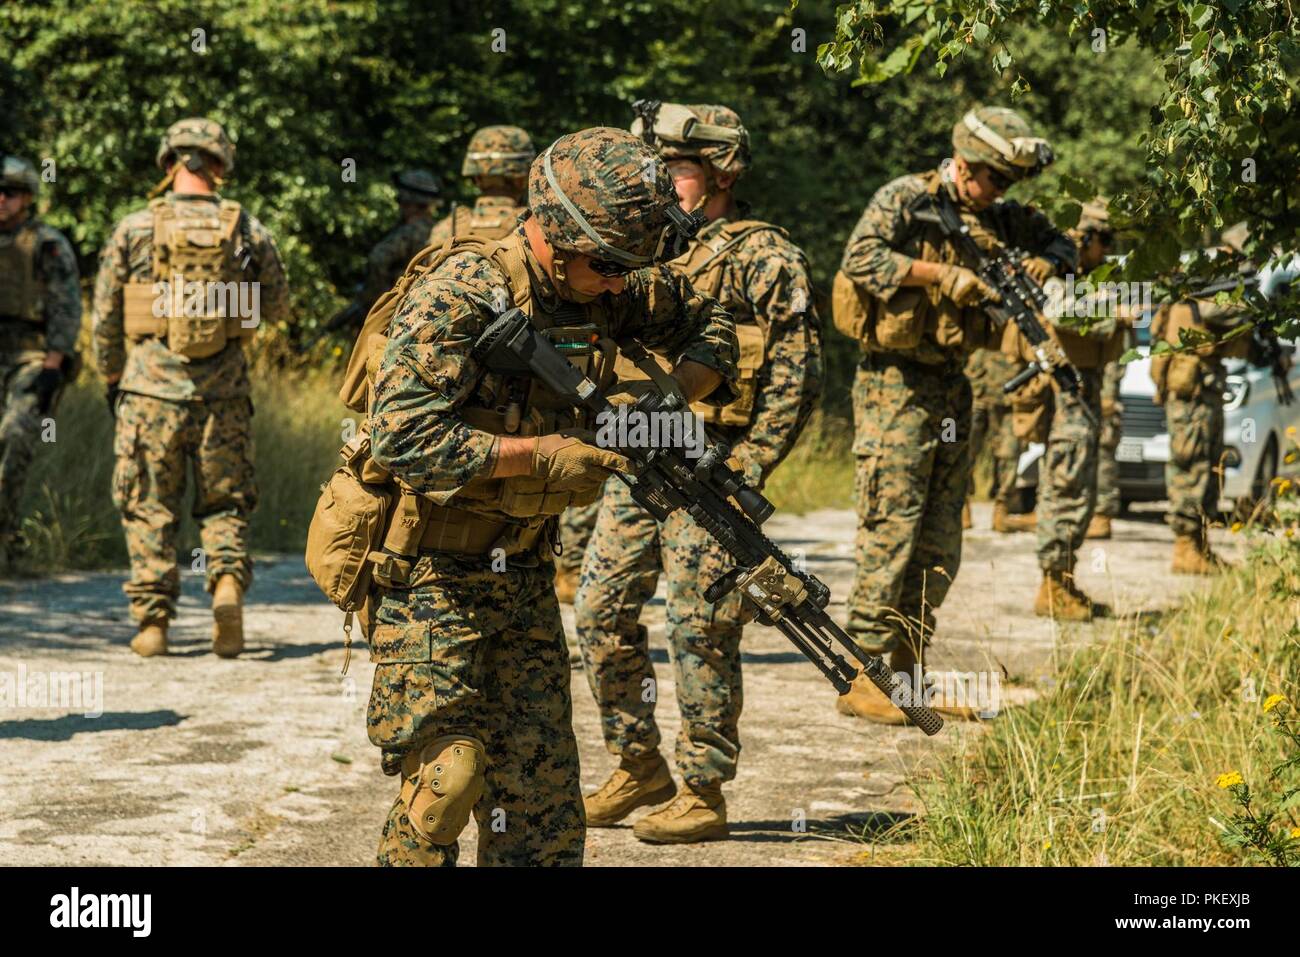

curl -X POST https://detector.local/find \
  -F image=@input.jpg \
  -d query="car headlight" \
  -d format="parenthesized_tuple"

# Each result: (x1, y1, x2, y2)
(1222, 374, 1250, 411)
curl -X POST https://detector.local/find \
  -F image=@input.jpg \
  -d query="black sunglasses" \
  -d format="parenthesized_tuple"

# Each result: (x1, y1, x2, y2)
(979, 165, 1014, 192)
(588, 258, 636, 278)
(0, 186, 31, 199)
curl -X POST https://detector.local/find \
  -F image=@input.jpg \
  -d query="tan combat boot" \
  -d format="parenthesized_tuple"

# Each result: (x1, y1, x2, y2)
(212, 574, 244, 658)
(632, 783, 728, 844)
(1171, 534, 1228, 575)
(961, 501, 972, 530)
(992, 503, 1037, 533)
(836, 664, 910, 724)
(1034, 569, 1106, 622)
(130, 620, 168, 658)
(1085, 514, 1112, 539)
(583, 752, 677, 827)
(885, 642, 984, 721)
(554, 565, 580, 605)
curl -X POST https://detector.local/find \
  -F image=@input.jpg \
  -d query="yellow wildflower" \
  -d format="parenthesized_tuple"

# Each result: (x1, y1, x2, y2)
(1291, 827, 1300, 839)
(1043, 839, 1052, 850)
(1263, 694, 1286, 713)
(1231, 522, 1243, 533)
(1288, 426, 1297, 436)
(1216, 771, 1244, 789)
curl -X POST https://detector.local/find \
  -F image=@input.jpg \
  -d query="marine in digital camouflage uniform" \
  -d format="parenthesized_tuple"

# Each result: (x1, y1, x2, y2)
(92, 118, 290, 658)
(353, 170, 442, 318)
(573, 103, 821, 845)
(0, 156, 82, 562)
(1026, 198, 1120, 621)
(836, 106, 1074, 723)
(363, 127, 737, 867)
(426, 126, 534, 248)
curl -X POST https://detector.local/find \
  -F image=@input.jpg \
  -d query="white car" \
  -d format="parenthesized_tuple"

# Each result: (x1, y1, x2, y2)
(1016, 255, 1300, 512)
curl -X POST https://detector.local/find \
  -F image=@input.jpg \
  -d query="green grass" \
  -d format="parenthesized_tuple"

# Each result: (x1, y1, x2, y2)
(902, 536, 1300, 866)
(763, 412, 855, 514)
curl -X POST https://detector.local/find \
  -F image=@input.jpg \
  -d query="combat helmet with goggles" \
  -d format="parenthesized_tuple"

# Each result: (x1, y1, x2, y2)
(952, 106, 1054, 185)
(630, 100, 751, 179)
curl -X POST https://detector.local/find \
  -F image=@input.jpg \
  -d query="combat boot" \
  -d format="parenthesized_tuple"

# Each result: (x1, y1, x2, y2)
(1085, 514, 1112, 539)
(961, 500, 972, 530)
(992, 503, 1036, 533)
(130, 620, 168, 658)
(583, 751, 677, 827)
(632, 783, 728, 844)
(554, 565, 579, 605)
(836, 662, 910, 725)
(212, 574, 244, 658)
(1034, 569, 1106, 622)
(1171, 534, 1228, 575)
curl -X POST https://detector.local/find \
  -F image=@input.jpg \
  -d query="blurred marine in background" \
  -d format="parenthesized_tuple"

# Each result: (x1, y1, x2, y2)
(427, 125, 535, 245)
(0, 155, 82, 565)
(833, 105, 1075, 723)
(573, 102, 822, 845)
(93, 118, 291, 658)
(1013, 198, 1123, 621)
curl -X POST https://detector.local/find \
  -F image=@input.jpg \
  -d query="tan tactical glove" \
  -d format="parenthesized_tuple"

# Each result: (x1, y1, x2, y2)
(936, 264, 1001, 308)
(603, 380, 661, 406)
(1021, 256, 1055, 284)
(531, 431, 628, 491)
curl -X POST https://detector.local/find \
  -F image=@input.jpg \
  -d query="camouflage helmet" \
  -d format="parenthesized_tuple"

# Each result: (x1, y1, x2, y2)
(0, 156, 40, 196)
(156, 117, 235, 174)
(392, 168, 442, 205)
(630, 101, 751, 178)
(529, 127, 698, 267)
(461, 125, 536, 179)
(952, 106, 1053, 180)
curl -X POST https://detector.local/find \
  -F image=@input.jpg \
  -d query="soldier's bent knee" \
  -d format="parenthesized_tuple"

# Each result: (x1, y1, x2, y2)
(398, 735, 486, 846)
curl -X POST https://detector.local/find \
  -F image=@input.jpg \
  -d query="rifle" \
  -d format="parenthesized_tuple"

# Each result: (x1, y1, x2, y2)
(472, 308, 945, 736)
(1188, 273, 1294, 406)
(302, 298, 365, 350)
(910, 188, 1095, 423)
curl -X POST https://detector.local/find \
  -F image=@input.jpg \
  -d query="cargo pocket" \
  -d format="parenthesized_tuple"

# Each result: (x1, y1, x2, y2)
(367, 622, 433, 664)
(1170, 409, 1209, 469)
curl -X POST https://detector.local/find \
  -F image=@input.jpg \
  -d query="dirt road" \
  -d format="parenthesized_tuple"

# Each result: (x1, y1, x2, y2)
(0, 504, 1223, 866)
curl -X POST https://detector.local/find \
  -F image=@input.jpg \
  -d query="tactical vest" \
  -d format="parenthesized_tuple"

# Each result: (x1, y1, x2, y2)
(122, 197, 257, 359)
(322, 232, 621, 598)
(439, 198, 526, 243)
(1148, 299, 1251, 403)
(0, 219, 45, 324)
(836, 171, 997, 360)
(613, 219, 781, 429)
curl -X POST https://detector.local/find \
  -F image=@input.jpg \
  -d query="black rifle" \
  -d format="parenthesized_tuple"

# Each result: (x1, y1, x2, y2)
(910, 189, 1094, 419)
(1188, 274, 1294, 406)
(473, 308, 945, 736)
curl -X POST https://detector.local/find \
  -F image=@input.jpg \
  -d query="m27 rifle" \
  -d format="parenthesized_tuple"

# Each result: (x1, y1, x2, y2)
(910, 188, 1092, 416)
(473, 308, 944, 736)
(1189, 274, 1294, 406)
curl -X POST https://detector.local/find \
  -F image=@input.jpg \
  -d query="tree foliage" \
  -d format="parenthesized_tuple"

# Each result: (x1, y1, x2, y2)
(812, 0, 1300, 286)
(4, 0, 1168, 408)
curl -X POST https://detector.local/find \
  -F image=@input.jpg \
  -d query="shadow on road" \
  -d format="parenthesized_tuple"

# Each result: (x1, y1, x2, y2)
(0, 709, 187, 740)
